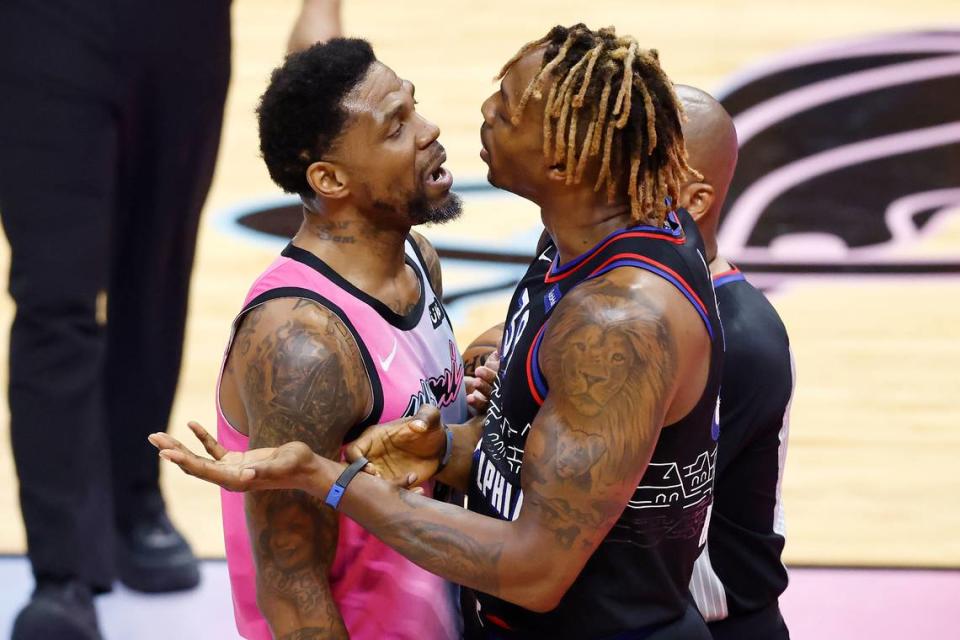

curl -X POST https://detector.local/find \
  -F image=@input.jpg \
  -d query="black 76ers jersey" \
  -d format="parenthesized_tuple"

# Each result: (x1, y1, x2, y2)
(467, 210, 724, 639)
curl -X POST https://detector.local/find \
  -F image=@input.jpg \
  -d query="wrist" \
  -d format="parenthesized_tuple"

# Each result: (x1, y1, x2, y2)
(304, 454, 340, 495)
(436, 423, 454, 472)
(322, 455, 371, 510)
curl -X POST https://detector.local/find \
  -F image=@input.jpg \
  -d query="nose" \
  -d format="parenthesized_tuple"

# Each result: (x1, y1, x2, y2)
(416, 113, 441, 149)
(481, 94, 496, 125)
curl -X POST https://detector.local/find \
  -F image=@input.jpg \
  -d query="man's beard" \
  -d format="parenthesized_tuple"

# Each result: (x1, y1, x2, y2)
(407, 191, 463, 225)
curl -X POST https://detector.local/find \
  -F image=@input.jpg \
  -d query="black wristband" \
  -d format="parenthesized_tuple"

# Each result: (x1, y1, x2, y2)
(324, 456, 369, 510)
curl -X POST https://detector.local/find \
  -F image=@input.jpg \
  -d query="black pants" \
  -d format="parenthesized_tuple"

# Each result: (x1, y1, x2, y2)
(708, 602, 790, 640)
(0, 0, 230, 591)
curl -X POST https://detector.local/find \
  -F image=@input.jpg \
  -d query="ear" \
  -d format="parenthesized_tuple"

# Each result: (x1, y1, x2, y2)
(306, 161, 350, 200)
(678, 182, 714, 221)
(546, 165, 568, 184)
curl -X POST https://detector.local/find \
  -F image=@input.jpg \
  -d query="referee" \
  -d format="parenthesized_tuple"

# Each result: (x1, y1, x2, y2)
(676, 85, 794, 640)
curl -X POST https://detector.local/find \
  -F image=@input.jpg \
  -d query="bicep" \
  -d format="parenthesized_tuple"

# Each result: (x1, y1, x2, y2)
(237, 298, 369, 453)
(234, 299, 368, 634)
(516, 276, 679, 584)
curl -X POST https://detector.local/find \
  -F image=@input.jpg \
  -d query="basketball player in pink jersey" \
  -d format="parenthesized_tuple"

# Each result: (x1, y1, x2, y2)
(182, 38, 467, 640)
(154, 24, 724, 640)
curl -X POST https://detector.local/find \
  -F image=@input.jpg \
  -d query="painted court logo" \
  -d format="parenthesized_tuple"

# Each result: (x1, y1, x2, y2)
(225, 30, 960, 303)
(715, 30, 960, 275)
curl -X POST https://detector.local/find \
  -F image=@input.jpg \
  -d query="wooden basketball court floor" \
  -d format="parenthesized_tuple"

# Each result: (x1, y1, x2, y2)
(0, 0, 957, 580)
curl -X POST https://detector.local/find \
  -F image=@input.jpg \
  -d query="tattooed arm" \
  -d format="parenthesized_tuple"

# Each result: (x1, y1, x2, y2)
(162, 268, 711, 612)
(335, 269, 694, 610)
(462, 322, 504, 377)
(233, 299, 369, 639)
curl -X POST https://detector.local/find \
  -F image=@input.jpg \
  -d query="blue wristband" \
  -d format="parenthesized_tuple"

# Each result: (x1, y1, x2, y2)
(324, 456, 369, 510)
(437, 424, 454, 472)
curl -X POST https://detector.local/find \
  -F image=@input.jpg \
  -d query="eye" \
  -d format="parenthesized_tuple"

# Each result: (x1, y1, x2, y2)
(611, 353, 625, 363)
(389, 122, 404, 138)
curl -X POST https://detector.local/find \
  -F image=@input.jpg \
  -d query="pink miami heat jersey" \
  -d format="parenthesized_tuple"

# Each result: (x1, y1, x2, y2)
(216, 237, 467, 640)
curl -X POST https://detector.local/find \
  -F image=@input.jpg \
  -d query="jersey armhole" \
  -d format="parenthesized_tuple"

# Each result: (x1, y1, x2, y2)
(587, 254, 716, 341)
(229, 286, 384, 443)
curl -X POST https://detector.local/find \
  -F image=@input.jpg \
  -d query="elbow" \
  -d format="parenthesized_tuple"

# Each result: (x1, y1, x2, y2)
(254, 586, 274, 620)
(501, 562, 575, 613)
(518, 589, 564, 614)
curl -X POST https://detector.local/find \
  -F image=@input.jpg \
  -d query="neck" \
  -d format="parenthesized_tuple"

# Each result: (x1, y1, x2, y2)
(704, 236, 718, 265)
(709, 254, 730, 275)
(693, 206, 720, 265)
(539, 190, 634, 265)
(293, 202, 410, 286)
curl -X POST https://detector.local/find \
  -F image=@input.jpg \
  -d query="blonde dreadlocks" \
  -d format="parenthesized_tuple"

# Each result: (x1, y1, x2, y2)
(496, 24, 701, 225)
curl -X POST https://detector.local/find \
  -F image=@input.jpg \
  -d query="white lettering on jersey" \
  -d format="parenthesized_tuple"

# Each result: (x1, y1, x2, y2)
(500, 288, 530, 369)
(474, 450, 525, 520)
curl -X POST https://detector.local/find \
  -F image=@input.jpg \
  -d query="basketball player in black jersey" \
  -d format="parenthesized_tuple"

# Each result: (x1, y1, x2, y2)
(675, 85, 794, 640)
(153, 24, 723, 639)
(459, 85, 796, 639)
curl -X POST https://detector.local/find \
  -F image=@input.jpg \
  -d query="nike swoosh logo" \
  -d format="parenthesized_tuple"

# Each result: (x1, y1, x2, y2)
(538, 251, 553, 263)
(379, 339, 399, 371)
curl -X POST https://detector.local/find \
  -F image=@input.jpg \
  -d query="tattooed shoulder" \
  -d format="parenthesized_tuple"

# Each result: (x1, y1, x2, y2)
(517, 269, 680, 555)
(540, 268, 677, 424)
(410, 230, 443, 297)
(238, 297, 371, 454)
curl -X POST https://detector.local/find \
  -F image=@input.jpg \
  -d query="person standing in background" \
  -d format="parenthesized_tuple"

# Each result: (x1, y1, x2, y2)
(0, 2, 341, 638)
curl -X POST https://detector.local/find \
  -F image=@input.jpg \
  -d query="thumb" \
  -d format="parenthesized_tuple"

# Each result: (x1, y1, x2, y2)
(344, 440, 365, 462)
(410, 404, 442, 432)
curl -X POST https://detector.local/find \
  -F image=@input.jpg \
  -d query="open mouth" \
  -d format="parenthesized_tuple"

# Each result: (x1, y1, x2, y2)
(424, 152, 453, 192)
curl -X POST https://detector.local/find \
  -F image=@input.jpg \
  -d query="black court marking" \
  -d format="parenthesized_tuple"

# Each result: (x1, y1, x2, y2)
(715, 30, 960, 261)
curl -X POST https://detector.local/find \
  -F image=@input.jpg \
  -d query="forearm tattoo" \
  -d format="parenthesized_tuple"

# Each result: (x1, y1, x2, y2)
(368, 490, 505, 597)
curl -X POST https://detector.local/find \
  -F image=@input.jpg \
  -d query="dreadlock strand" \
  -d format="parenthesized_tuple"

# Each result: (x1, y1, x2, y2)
(635, 163, 648, 222)
(496, 34, 551, 80)
(614, 42, 638, 129)
(512, 73, 543, 125)
(573, 121, 597, 184)
(573, 43, 604, 108)
(589, 74, 613, 156)
(542, 81, 559, 157)
(551, 55, 590, 163)
(606, 171, 617, 203)
(636, 79, 657, 155)
(593, 119, 617, 192)
(515, 31, 584, 124)
(564, 108, 581, 184)
(553, 89, 573, 163)
(611, 40, 636, 113)
(537, 30, 578, 91)
(627, 154, 641, 219)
